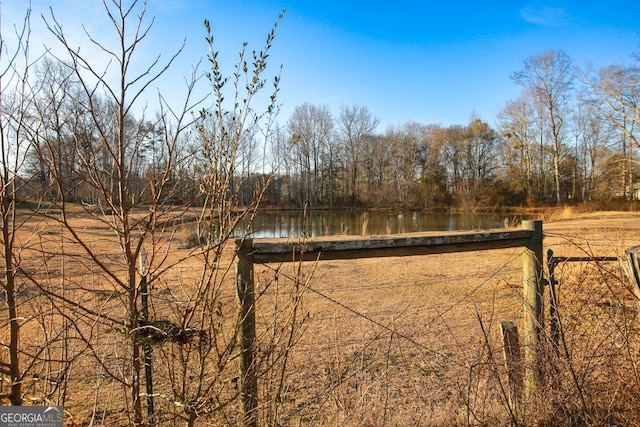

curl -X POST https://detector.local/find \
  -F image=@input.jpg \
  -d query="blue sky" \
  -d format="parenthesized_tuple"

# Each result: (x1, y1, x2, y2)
(4, 1, 640, 131)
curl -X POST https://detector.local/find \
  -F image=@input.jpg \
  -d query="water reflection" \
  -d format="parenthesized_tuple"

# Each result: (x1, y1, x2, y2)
(238, 210, 523, 238)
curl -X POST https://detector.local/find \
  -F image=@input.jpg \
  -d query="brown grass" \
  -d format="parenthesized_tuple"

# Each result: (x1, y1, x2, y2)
(4, 209, 640, 425)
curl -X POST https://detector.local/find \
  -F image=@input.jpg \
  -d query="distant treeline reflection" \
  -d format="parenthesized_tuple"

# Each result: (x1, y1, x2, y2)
(234, 210, 529, 238)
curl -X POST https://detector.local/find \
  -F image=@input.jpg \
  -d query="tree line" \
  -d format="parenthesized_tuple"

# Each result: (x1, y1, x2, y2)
(13, 47, 640, 210)
(266, 49, 640, 209)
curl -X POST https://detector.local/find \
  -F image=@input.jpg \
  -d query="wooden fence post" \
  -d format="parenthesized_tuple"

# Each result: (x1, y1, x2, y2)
(236, 238, 258, 427)
(500, 321, 522, 408)
(522, 220, 543, 399)
(138, 251, 155, 423)
(547, 249, 560, 356)
(625, 245, 640, 316)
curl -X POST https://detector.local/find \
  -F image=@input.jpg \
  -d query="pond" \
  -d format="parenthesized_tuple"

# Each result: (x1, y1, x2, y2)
(238, 210, 528, 238)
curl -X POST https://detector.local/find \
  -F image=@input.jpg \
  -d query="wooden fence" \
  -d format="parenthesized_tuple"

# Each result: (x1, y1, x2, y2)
(234, 220, 544, 427)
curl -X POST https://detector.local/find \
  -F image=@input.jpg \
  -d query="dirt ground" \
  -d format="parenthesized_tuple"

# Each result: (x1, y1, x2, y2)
(248, 209, 640, 425)
(6, 208, 640, 425)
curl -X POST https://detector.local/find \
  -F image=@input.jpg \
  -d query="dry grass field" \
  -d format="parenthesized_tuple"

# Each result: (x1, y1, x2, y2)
(252, 210, 640, 426)
(4, 207, 640, 425)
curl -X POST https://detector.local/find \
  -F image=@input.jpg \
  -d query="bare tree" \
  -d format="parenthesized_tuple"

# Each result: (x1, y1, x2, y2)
(440, 124, 466, 198)
(585, 64, 640, 199)
(587, 63, 640, 138)
(35, 3, 289, 424)
(288, 103, 334, 207)
(571, 96, 609, 201)
(40, 0, 201, 424)
(168, 11, 292, 426)
(0, 2, 80, 408)
(458, 118, 501, 207)
(361, 133, 390, 205)
(416, 124, 450, 207)
(382, 122, 422, 206)
(497, 96, 538, 204)
(0, 3, 33, 406)
(512, 49, 575, 206)
(337, 104, 379, 207)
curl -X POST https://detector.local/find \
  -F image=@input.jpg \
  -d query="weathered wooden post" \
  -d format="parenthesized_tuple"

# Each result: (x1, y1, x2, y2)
(139, 251, 155, 423)
(236, 238, 258, 427)
(500, 321, 522, 407)
(547, 249, 560, 355)
(522, 220, 543, 399)
(625, 246, 640, 316)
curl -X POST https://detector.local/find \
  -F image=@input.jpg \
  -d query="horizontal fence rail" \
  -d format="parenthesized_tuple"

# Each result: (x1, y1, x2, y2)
(244, 229, 534, 263)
